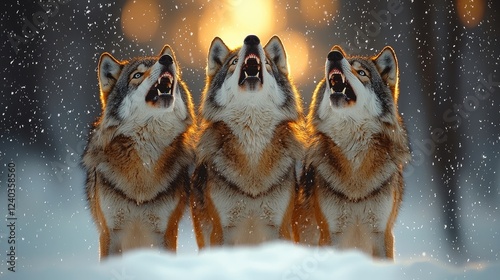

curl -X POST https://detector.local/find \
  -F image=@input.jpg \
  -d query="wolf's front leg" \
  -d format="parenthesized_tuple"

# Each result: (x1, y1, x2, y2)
(98, 231, 110, 259)
(371, 231, 388, 259)
(384, 230, 395, 259)
(190, 163, 223, 249)
(164, 191, 187, 252)
(191, 196, 211, 249)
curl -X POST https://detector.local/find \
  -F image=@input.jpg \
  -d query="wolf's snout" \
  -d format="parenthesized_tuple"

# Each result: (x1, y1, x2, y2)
(328, 51, 343, 62)
(159, 55, 173, 66)
(239, 36, 263, 89)
(244, 35, 260, 46)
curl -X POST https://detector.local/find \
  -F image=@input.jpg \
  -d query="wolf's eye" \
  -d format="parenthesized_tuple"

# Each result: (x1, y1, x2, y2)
(133, 72, 143, 79)
(231, 58, 238, 65)
(357, 70, 367, 76)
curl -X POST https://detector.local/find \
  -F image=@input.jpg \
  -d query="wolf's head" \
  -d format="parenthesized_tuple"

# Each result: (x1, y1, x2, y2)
(312, 45, 399, 125)
(201, 35, 301, 121)
(97, 45, 193, 127)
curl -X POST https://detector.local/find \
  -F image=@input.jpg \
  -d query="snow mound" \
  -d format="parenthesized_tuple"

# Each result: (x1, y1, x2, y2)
(13, 242, 499, 279)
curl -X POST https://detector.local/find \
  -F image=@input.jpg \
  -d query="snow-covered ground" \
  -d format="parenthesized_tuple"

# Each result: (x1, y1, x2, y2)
(1, 159, 499, 279)
(10, 241, 500, 280)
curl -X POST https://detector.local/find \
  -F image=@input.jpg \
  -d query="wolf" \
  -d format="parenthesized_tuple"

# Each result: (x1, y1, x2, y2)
(191, 35, 307, 248)
(82, 45, 196, 259)
(293, 45, 410, 259)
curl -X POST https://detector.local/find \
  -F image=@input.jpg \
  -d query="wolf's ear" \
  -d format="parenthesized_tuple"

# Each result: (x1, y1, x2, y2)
(374, 46, 398, 88)
(207, 37, 230, 76)
(98, 53, 122, 108)
(264, 36, 288, 75)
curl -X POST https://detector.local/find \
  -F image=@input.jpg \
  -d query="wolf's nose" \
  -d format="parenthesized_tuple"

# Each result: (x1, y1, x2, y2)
(328, 51, 343, 61)
(244, 35, 260, 46)
(159, 54, 173, 66)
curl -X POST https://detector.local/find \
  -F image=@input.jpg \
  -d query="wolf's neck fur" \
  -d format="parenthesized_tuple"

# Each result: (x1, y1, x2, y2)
(208, 84, 289, 165)
(319, 115, 383, 169)
(116, 115, 186, 167)
(226, 103, 285, 165)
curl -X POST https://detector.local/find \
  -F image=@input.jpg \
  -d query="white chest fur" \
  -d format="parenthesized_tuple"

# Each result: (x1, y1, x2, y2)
(319, 192, 392, 233)
(215, 90, 287, 165)
(318, 117, 381, 170)
(210, 183, 292, 244)
(118, 115, 186, 167)
(228, 106, 281, 164)
(99, 187, 180, 232)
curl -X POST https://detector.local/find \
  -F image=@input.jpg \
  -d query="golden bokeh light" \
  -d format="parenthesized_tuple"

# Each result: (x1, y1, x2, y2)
(456, 0, 485, 28)
(300, 0, 339, 26)
(279, 31, 310, 82)
(195, 0, 312, 80)
(122, 0, 160, 42)
(198, 0, 286, 53)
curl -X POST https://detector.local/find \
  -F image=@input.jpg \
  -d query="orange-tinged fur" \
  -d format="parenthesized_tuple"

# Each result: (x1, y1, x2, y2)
(164, 186, 188, 250)
(89, 172, 111, 257)
(279, 190, 296, 239)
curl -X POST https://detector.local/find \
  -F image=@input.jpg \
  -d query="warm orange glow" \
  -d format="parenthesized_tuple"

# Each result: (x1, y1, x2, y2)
(456, 0, 485, 28)
(279, 31, 309, 82)
(122, 0, 160, 42)
(198, 0, 285, 53)
(300, 0, 339, 26)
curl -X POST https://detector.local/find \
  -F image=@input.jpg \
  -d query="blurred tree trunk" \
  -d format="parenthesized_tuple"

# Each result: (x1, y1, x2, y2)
(414, 0, 465, 262)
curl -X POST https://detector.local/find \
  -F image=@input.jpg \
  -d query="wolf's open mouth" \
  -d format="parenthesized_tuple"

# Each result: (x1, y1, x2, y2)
(238, 53, 263, 86)
(328, 68, 356, 102)
(146, 71, 175, 104)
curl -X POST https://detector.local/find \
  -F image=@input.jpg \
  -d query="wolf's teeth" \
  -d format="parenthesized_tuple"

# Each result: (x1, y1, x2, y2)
(342, 87, 346, 94)
(158, 77, 162, 84)
(157, 89, 162, 96)
(342, 74, 345, 84)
